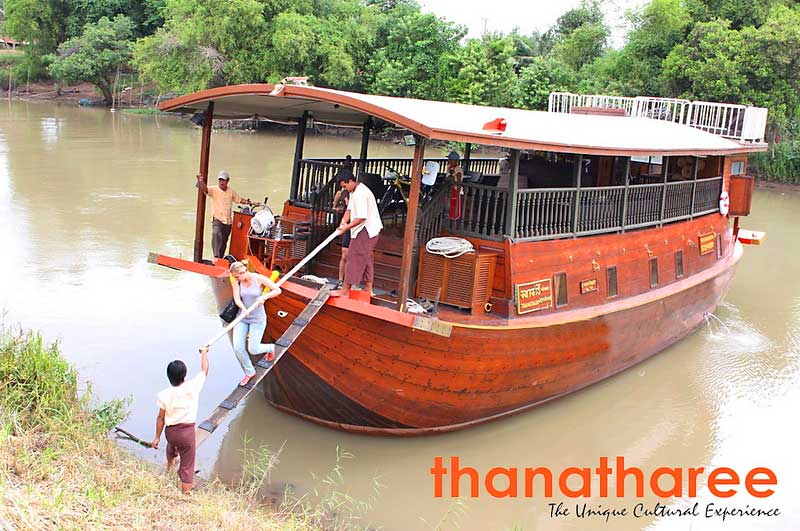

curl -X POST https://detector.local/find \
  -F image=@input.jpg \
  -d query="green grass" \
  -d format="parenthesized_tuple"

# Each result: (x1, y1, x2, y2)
(750, 140, 800, 184)
(121, 107, 166, 115)
(0, 325, 381, 530)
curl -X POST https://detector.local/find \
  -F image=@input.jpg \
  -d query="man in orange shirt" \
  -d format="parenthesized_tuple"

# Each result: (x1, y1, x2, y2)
(197, 171, 251, 258)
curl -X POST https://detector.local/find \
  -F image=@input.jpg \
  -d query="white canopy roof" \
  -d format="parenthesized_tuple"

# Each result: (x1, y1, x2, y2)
(160, 84, 766, 156)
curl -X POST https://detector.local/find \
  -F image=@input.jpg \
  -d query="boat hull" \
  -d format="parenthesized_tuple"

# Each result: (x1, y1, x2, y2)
(262, 244, 740, 435)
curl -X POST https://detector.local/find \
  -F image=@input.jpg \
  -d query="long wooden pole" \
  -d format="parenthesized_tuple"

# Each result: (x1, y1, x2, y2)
(193, 102, 214, 263)
(202, 229, 342, 349)
(396, 138, 426, 311)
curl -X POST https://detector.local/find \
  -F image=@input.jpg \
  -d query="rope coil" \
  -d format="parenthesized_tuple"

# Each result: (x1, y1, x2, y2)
(425, 237, 474, 259)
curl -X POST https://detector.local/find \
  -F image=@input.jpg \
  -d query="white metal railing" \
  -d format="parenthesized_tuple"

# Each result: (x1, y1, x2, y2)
(547, 92, 768, 143)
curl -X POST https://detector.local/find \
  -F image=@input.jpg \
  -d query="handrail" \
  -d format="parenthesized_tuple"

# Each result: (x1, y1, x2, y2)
(548, 92, 768, 143)
(512, 176, 722, 241)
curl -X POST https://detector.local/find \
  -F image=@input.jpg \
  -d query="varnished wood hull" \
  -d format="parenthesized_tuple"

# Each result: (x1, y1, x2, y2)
(262, 243, 740, 435)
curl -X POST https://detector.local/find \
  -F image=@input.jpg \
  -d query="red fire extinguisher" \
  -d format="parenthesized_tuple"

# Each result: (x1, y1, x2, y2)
(449, 184, 463, 220)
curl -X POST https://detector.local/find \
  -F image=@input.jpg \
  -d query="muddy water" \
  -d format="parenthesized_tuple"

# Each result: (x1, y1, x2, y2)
(1, 100, 798, 530)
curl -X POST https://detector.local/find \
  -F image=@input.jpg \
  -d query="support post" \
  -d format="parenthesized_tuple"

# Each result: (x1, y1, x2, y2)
(289, 111, 309, 202)
(397, 137, 426, 311)
(463, 143, 472, 173)
(689, 157, 698, 219)
(571, 155, 583, 236)
(193, 102, 214, 263)
(621, 157, 631, 232)
(659, 156, 669, 225)
(504, 149, 520, 238)
(358, 118, 371, 175)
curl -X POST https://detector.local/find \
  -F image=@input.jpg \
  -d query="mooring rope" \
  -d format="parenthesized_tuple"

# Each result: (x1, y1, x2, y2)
(425, 237, 475, 259)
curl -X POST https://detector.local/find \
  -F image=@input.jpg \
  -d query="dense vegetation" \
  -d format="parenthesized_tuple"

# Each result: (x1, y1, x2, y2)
(2, 0, 800, 181)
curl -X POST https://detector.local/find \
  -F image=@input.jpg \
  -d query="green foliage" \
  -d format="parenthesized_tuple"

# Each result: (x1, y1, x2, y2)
(4, 0, 71, 55)
(514, 56, 575, 110)
(685, 0, 781, 30)
(0, 329, 80, 425)
(552, 22, 608, 71)
(49, 15, 135, 103)
(445, 35, 517, 107)
(662, 19, 746, 102)
(366, 3, 465, 99)
(750, 139, 800, 183)
(614, 0, 692, 95)
(133, 0, 271, 92)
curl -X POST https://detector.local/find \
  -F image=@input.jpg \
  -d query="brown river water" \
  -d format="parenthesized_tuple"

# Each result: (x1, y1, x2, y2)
(1, 101, 798, 530)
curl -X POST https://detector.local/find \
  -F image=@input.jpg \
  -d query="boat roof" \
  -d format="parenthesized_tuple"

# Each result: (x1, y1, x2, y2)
(159, 84, 766, 157)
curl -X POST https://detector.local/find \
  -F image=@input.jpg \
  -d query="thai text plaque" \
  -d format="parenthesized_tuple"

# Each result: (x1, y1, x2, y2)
(516, 279, 553, 314)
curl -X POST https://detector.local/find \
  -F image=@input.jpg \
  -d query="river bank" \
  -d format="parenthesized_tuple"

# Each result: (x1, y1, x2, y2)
(0, 327, 356, 531)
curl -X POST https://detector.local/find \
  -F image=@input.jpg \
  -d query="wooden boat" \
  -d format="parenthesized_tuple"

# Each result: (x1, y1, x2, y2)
(154, 85, 767, 435)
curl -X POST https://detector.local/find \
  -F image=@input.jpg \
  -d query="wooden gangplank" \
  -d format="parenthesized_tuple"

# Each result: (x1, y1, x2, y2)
(195, 285, 332, 447)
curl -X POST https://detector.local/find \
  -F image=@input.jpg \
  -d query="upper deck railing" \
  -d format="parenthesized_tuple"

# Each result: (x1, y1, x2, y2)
(548, 92, 768, 144)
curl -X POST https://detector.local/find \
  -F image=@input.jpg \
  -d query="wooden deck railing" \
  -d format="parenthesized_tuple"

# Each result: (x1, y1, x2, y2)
(299, 157, 500, 184)
(296, 159, 722, 243)
(448, 182, 509, 241)
(512, 176, 723, 241)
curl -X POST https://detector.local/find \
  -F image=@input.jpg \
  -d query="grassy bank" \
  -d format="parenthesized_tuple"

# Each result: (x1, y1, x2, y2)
(0, 327, 365, 530)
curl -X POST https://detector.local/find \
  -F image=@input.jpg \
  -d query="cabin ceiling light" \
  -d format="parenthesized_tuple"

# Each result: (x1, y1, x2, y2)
(190, 113, 206, 127)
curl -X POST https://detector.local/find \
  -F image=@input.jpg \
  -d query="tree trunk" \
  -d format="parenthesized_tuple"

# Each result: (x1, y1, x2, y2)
(97, 79, 113, 105)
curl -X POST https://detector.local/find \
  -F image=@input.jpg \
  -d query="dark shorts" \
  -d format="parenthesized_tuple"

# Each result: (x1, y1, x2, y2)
(165, 423, 196, 484)
(341, 229, 351, 249)
(344, 229, 379, 286)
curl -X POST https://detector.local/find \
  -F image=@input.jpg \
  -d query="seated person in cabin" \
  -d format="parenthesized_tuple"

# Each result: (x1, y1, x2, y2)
(196, 170, 253, 258)
(152, 346, 209, 494)
(332, 181, 351, 288)
(229, 261, 282, 387)
(343, 154, 355, 171)
(331, 169, 383, 299)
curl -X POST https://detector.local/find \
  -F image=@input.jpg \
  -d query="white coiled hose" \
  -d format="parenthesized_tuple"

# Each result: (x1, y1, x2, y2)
(425, 237, 474, 259)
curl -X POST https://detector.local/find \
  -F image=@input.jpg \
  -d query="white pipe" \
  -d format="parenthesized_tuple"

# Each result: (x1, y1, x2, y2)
(202, 228, 343, 349)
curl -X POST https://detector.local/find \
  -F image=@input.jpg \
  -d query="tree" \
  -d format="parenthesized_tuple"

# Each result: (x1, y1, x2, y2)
(552, 22, 608, 71)
(445, 35, 517, 107)
(133, 0, 271, 92)
(513, 56, 575, 110)
(612, 0, 692, 96)
(684, 0, 782, 30)
(48, 15, 135, 103)
(366, 3, 465, 100)
(740, 6, 800, 126)
(661, 19, 746, 102)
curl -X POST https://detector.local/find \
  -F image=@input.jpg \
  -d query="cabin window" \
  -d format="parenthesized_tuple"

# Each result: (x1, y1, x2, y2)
(675, 251, 684, 278)
(716, 234, 723, 259)
(554, 273, 568, 308)
(730, 161, 745, 175)
(649, 258, 659, 288)
(606, 267, 618, 298)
